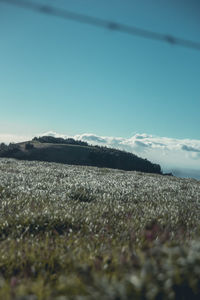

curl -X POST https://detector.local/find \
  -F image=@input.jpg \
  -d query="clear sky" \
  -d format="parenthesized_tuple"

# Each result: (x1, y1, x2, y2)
(1, 0, 200, 140)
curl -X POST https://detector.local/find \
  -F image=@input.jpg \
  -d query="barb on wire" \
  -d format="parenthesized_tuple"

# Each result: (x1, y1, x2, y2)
(1, 0, 200, 51)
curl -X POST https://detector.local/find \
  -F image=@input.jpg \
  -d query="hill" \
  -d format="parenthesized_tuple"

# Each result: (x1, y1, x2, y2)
(0, 135, 162, 174)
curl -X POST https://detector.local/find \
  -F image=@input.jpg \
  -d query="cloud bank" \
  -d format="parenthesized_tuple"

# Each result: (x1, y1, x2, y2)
(0, 131, 199, 179)
(0, 134, 31, 144)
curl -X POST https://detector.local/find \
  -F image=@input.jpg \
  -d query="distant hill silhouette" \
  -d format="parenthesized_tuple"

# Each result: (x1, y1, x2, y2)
(0, 136, 162, 174)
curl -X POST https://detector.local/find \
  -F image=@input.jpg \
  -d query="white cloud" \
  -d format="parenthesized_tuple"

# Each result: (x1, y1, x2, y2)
(38, 131, 68, 139)
(0, 134, 32, 144)
(74, 133, 200, 179)
(0, 131, 200, 179)
(181, 145, 200, 153)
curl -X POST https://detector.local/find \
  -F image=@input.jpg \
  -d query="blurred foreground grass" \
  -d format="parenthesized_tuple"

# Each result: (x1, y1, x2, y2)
(0, 158, 200, 299)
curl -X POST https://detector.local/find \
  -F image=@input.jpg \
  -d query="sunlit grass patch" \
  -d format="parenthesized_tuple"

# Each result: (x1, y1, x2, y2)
(0, 158, 200, 299)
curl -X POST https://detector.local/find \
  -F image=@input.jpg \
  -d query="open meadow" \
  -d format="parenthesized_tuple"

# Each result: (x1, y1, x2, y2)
(0, 158, 200, 300)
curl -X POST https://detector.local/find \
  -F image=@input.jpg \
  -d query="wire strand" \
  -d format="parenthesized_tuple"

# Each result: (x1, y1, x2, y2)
(1, 0, 200, 51)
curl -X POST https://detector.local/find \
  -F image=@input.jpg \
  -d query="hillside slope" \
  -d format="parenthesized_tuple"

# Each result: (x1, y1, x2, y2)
(0, 158, 199, 299)
(0, 136, 162, 174)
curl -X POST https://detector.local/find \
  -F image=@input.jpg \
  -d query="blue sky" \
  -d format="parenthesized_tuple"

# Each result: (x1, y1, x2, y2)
(1, 0, 200, 139)
(0, 0, 200, 177)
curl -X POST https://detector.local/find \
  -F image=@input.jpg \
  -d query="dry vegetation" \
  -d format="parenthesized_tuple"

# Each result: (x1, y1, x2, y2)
(0, 158, 200, 299)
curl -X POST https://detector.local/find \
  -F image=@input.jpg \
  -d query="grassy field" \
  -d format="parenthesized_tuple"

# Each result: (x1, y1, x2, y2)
(0, 158, 200, 300)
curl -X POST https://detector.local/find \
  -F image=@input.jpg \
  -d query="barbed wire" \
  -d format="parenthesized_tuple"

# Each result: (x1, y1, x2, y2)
(1, 0, 200, 51)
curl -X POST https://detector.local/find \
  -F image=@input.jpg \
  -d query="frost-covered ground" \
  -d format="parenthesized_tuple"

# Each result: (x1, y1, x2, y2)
(0, 158, 200, 299)
(0, 158, 199, 238)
